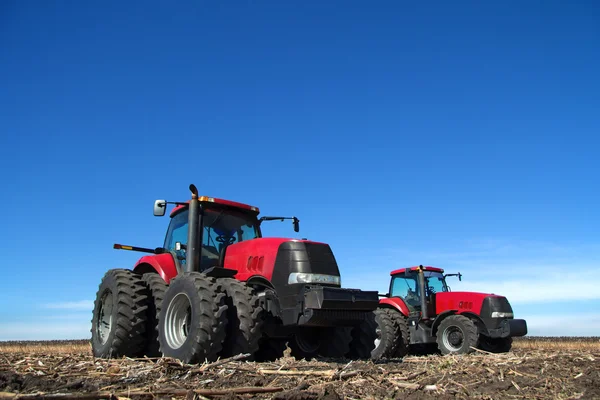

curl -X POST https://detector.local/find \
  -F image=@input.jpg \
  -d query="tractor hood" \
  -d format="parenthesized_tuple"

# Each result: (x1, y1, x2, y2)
(222, 237, 340, 283)
(435, 292, 514, 318)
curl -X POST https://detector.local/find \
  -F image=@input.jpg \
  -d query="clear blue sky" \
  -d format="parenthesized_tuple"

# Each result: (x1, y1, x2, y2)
(1, 1, 599, 339)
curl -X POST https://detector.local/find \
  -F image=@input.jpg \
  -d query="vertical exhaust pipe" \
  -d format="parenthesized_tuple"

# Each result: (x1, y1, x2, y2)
(186, 184, 200, 273)
(417, 265, 429, 320)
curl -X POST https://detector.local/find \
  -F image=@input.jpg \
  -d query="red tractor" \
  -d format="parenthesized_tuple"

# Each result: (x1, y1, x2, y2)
(91, 184, 379, 363)
(372, 265, 527, 358)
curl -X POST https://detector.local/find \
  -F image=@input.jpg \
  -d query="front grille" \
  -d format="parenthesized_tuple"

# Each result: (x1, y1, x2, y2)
(304, 243, 340, 276)
(481, 296, 513, 317)
(299, 309, 370, 327)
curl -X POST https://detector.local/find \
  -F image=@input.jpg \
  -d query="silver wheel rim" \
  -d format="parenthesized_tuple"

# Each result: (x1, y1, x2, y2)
(97, 290, 113, 345)
(164, 293, 193, 349)
(442, 326, 464, 351)
(374, 326, 382, 349)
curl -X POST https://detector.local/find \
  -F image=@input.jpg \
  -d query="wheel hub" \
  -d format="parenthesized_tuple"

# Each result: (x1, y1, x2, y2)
(443, 326, 464, 350)
(164, 293, 193, 350)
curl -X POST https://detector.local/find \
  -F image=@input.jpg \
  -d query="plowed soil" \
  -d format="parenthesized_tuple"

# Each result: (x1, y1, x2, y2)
(0, 344, 598, 399)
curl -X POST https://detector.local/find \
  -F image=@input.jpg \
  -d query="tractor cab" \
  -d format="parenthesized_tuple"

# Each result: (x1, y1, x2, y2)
(163, 200, 262, 270)
(388, 265, 462, 320)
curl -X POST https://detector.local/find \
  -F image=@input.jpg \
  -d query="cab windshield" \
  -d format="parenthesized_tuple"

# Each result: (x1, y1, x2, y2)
(390, 270, 448, 311)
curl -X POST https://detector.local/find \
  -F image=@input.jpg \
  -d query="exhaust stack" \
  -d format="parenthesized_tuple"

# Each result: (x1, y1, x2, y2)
(417, 265, 428, 320)
(186, 184, 200, 273)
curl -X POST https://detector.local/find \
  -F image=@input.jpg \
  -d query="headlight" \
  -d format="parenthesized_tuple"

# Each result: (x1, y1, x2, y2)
(491, 312, 514, 318)
(288, 272, 341, 285)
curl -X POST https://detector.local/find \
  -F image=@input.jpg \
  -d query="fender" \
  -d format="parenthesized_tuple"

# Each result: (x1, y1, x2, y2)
(431, 310, 457, 336)
(133, 253, 179, 283)
(431, 310, 488, 336)
(379, 297, 410, 317)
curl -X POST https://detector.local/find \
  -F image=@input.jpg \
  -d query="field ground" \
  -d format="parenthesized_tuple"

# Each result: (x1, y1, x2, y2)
(0, 338, 598, 399)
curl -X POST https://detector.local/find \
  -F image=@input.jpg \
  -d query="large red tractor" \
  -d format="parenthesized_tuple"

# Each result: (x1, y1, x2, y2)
(372, 265, 527, 358)
(91, 185, 379, 363)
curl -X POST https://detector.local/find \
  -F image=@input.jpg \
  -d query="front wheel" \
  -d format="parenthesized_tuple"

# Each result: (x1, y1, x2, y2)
(479, 336, 513, 353)
(436, 314, 479, 355)
(289, 328, 320, 361)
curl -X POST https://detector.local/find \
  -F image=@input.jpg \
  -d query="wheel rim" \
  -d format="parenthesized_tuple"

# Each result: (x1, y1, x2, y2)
(442, 326, 464, 351)
(96, 290, 113, 345)
(374, 325, 382, 349)
(164, 293, 193, 349)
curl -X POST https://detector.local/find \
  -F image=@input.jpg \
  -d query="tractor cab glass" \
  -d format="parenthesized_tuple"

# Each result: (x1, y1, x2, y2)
(201, 206, 260, 263)
(390, 270, 448, 312)
(163, 206, 260, 269)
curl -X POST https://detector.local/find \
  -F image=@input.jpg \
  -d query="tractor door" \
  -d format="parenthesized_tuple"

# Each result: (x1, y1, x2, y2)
(390, 274, 421, 312)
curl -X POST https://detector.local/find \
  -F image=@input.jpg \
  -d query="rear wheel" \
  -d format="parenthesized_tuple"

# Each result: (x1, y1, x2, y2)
(346, 312, 378, 360)
(436, 314, 479, 355)
(91, 269, 149, 358)
(479, 336, 513, 353)
(141, 273, 168, 357)
(158, 272, 228, 363)
(371, 309, 399, 360)
(218, 278, 264, 358)
(389, 311, 410, 357)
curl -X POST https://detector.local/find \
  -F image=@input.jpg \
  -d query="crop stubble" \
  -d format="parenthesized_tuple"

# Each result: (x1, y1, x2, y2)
(0, 339, 598, 399)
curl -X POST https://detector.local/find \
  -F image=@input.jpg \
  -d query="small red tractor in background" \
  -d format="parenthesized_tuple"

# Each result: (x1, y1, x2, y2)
(91, 184, 379, 363)
(372, 265, 528, 358)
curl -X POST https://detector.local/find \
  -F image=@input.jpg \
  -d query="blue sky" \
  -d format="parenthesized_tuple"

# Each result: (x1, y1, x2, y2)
(1, 1, 599, 339)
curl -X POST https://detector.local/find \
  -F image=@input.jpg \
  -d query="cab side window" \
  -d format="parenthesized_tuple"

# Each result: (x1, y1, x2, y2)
(164, 212, 189, 251)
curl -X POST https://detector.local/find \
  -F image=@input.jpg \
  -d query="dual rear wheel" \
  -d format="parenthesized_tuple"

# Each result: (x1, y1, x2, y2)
(92, 270, 265, 362)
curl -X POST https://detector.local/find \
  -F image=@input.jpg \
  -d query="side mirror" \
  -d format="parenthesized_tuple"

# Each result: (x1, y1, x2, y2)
(293, 217, 300, 232)
(175, 242, 187, 251)
(154, 200, 167, 216)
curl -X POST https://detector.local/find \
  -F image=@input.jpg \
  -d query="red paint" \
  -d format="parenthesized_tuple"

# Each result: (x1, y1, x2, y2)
(379, 297, 410, 317)
(435, 291, 503, 315)
(133, 253, 178, 283)
(224, 238, 323, 282)
(390, 266, 444, 275)
(170, 197, 260, 217)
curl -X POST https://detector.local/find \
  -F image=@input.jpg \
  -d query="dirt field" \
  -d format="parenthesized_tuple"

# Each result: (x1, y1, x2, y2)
(0, 338, 598, 399)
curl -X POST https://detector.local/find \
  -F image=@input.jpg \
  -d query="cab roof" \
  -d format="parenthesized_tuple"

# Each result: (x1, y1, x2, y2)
(390, 266, 444, 275)
(170, 196, 260, 218)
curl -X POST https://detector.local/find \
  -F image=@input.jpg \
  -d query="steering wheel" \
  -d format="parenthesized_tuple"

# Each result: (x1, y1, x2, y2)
(216, 235, 235, 244)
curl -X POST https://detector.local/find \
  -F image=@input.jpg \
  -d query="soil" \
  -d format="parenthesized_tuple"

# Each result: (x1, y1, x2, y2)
(0, 348, 598, 399)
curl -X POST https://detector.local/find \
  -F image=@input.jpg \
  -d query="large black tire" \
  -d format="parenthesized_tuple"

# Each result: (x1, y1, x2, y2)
(388, 310, 410, 358)
(141, 273, 168, 357)
(288, 329, 320, 361)
(371, 309, 399, 360)
(346, 312, 378, 360)
(318, 327, 353, 358)
(253, 336, 287, 362)
(158, 272, 228, 364)
(218, 278, 265, 358)
(479, 336, 513, 353)
(91, 269, 149, 358)
(436, 314, 479, 355)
